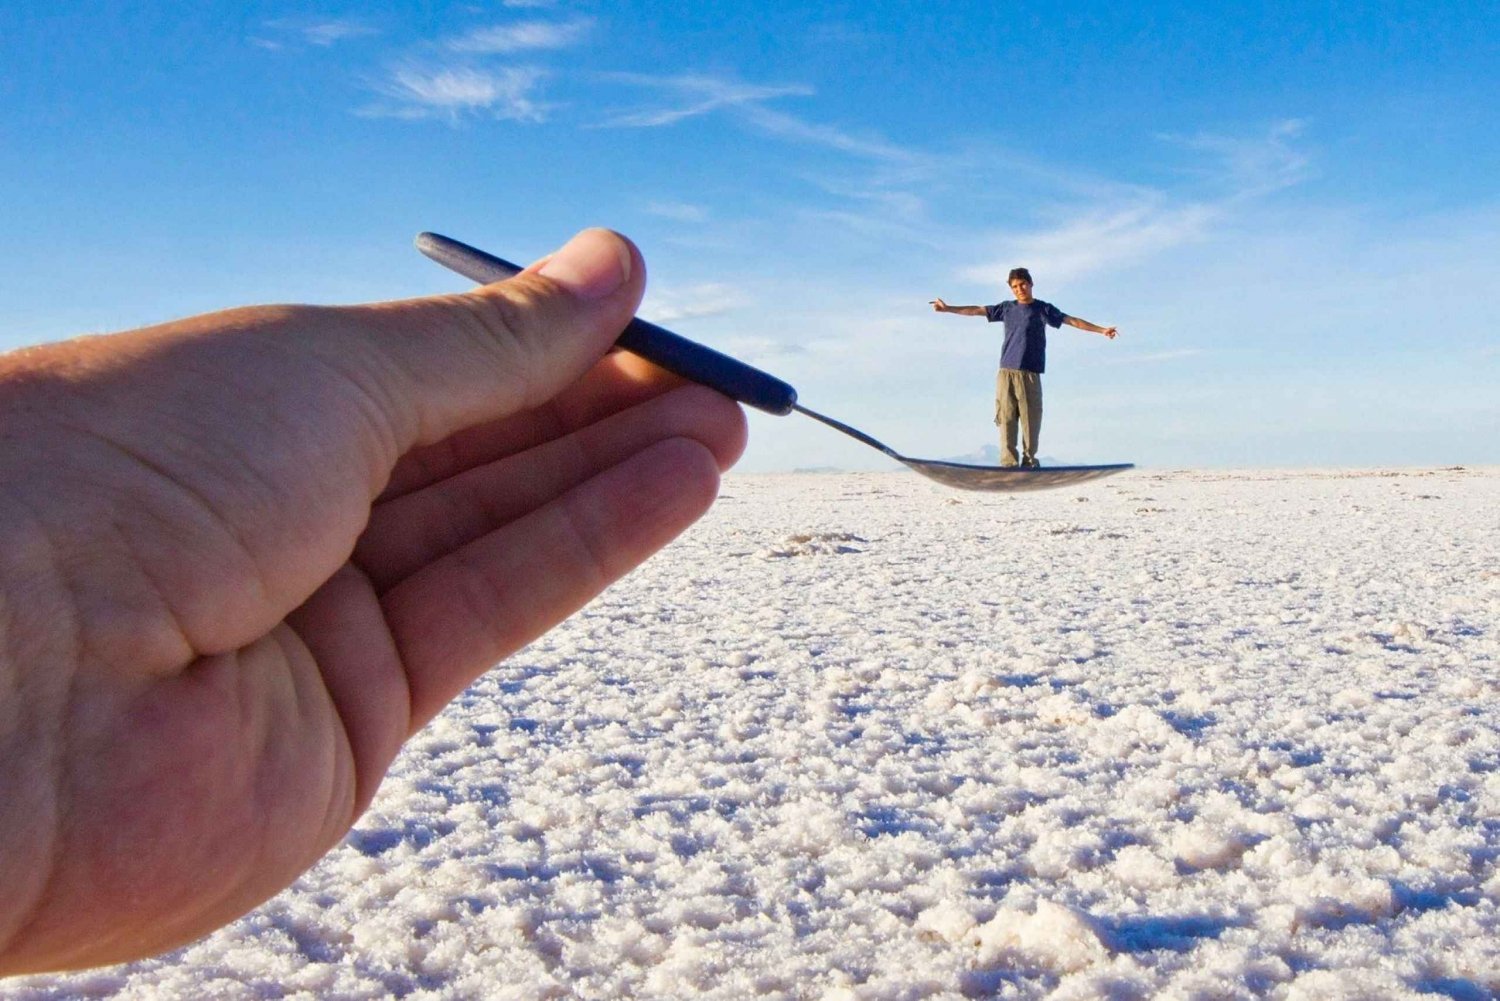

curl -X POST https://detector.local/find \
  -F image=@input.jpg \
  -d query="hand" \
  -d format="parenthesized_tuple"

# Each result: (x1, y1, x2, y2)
(0, 228, 747, 973)
(1101, 326, 1118, 339)
(930, 298, 948, 312)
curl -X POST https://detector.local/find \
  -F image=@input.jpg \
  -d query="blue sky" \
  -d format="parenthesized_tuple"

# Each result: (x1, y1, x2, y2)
(3, 2, 1496, 471)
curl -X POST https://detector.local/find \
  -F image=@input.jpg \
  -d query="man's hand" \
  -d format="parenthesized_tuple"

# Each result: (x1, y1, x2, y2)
(0, 228, 747, 973)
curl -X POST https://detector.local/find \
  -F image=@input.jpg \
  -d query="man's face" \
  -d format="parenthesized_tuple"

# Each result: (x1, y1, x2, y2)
(1009, 278, 1034, 303)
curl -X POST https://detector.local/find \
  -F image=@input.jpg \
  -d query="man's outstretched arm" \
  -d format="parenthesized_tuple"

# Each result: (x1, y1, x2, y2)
(930, 298, 988, 316)
(1064, 315, 1118, 339)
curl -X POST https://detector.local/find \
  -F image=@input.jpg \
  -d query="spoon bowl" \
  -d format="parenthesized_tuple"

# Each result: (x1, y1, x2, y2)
(792, 404, 1131, 492)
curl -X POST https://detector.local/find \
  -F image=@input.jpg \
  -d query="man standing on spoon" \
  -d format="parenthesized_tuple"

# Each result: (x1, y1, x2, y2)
(931, 268, 1117, 468)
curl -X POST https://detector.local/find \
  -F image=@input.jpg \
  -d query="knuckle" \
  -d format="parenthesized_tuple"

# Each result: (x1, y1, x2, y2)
(461, 276, 568, 363)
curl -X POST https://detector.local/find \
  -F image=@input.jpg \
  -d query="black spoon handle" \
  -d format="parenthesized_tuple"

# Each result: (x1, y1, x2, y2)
(415, 232, 799, 416)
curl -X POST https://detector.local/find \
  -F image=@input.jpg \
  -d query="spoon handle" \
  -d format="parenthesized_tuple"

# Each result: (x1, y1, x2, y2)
(415, 232, 799, 416)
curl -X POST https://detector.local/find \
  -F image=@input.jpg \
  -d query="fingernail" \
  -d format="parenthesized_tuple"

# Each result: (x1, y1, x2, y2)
(537, 228, 632, 301)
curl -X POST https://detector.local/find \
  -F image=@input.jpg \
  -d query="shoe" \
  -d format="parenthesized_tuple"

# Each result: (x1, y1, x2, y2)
(1021, 458, 1041, 469)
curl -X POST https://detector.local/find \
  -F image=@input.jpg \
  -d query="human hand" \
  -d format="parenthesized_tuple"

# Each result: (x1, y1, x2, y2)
(1102, 326, 1118, 339)
(0, 228, 747, 973)
(930, 298, 948, 312)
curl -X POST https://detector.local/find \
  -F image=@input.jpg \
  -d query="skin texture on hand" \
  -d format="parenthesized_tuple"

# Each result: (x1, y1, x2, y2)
(0, 229, 747, 973)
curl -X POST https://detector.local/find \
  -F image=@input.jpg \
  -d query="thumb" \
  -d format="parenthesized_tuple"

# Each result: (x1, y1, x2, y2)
(337, 227, 645, 455)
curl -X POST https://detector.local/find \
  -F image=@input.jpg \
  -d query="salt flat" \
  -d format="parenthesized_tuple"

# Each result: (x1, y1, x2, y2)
(9, 467, 1498, 1000)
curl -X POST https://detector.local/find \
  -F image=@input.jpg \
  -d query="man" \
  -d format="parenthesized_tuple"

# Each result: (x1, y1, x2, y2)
(931, 268, 1117, 467)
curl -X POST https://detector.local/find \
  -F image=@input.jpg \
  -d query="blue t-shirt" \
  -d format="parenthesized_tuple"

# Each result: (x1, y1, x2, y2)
(985, 299, 1065, 373)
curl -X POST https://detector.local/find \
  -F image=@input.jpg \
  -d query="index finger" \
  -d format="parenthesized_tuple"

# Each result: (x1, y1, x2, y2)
(378, 350, 690, 501)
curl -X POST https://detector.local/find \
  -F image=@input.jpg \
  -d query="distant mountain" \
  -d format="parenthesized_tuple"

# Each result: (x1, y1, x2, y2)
(940, 444, 1000, 464)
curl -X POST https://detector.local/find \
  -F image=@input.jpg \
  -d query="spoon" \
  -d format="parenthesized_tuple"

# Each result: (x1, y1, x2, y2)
(415, 232, 1131, 492)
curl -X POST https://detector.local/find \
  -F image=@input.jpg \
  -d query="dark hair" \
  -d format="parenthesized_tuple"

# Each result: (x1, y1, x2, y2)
(1008, 268, 1033, 285)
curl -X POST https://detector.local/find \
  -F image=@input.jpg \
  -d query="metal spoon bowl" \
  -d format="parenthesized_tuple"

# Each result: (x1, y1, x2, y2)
(792, 404, 1132, 492)
(415, 232, 1132, 493)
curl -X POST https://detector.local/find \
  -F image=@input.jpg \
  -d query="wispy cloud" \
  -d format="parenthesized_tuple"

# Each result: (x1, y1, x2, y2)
(253, 17, 377, 50)
(595, 70, 959, 257)
(1161, 118, 1314, 197)
(600, 68, 941, 245)
(642, 283, 750, 324)
(360, 65, 550, 123)
(447, 18, 592, 54)
(964, 199, 1220, 287)
(718, 334, 810, 363)
(796, 175, 936, 244)
(960, 123, 1314, 287)
(600, 71, 934, 172)
(804, 21, 881, 48)
(598, 73, 815, 128)
(645, 201, 710, 224)
(1109, 348, 1208, 365)
(742, 104, 926, 166)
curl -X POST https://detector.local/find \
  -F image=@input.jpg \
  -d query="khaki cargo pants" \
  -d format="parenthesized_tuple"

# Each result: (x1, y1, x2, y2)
(995, 368, 1042, 467)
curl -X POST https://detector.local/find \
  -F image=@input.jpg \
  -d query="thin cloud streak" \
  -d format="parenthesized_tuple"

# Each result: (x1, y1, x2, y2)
(447, 18, 592, 54)
(964, 200, 1220, 287)
(254, 17, 376, 50)
(718, 335, 809, 362)
(600, 72, 933, 172)
(642, 283, 750, 324)
(960, 124, 1314, 287)
(1160, 119, 1314, 197)
(1107, 349, 1207, 365)
(597, 73, 814, 128)
(645, 201, 710, 223)
(793, 175, 949, 250)
(360, 65, 551, 123)
(741, 105, 927, 166)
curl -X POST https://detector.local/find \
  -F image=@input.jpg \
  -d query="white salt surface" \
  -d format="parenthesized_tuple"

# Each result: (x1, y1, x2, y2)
(7, 467, 1499, 1000)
